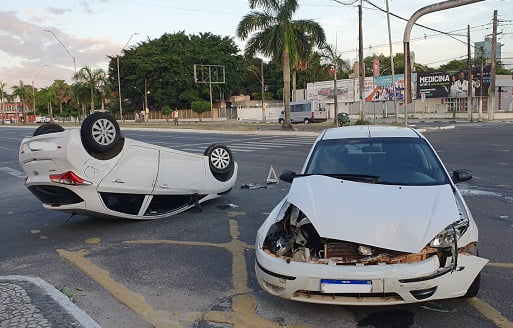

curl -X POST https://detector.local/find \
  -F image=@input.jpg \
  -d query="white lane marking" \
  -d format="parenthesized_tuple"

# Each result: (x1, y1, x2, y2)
(0, 167, 25, 177)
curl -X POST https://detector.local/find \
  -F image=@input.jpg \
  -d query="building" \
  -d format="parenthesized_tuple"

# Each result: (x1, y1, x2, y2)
(474, 38, 502, 62)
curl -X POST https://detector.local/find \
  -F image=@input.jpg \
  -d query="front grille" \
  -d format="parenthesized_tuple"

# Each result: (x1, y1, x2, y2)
(28, 185, 83, 205)
(293, 290, 403, 302)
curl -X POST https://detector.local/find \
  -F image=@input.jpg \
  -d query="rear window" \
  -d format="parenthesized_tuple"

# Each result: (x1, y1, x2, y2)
(305, 137, 450, 186)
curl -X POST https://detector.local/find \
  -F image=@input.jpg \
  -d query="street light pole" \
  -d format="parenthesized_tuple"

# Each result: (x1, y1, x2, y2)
(32, 65, 47, 116)
(117, 33, 138, 121)
(44, 30, 76, 74)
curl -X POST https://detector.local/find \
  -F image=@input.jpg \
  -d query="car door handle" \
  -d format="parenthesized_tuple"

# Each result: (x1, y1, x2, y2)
(159, 184, 170, 189)
(111, 178, 124, 183)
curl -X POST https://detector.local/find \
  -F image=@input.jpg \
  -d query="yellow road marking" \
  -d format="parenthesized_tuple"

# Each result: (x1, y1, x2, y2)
(467, 297, 513, 328)
(60, 217, 311, 327)
(57, 249, 200, 328)
(487, 262, 513, 268)
(84, 238, 101, 244)
(227, 211, 246, 218)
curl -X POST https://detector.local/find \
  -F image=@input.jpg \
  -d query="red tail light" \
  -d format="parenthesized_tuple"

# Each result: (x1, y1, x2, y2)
(49, 171, 92, 186)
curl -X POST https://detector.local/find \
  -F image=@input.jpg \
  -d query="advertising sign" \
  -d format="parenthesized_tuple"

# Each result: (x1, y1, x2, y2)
(417, 68, 490, 99)
(373, 58, 380, 77)
(307, 79, 355, 103)
(366, 74, 417, 101)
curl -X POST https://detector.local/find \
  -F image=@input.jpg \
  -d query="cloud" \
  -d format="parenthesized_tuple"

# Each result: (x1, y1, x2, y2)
(0, 11, 120, 88)
(46, 7, 72, 16)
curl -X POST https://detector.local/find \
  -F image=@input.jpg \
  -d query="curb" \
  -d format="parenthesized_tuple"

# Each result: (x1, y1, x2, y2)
(0, 275, 101, 328)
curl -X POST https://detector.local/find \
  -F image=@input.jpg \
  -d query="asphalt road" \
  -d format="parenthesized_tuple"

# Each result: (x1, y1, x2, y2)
(0, 122, 512, 328)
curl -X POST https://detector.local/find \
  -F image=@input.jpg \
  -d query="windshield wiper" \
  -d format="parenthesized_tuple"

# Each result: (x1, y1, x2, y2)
(295, 173, 380, 183)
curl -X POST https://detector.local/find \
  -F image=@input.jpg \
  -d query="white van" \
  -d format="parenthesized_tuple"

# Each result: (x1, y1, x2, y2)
(278, 100, 327, 124)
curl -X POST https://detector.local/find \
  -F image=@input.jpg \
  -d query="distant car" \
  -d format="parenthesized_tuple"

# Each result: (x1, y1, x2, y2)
(19, 112, 238, 219)
(35, 116, 51, 123)
(256, 125, 487, 305)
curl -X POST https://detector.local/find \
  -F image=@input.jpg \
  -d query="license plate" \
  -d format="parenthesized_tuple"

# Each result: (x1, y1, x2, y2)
(320, 279, 372, 293)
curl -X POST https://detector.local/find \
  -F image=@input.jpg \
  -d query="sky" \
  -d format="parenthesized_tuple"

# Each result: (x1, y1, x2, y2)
(0, 0, 512, 90)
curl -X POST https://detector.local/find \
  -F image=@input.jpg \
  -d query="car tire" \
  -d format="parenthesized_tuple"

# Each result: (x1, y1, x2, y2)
(278, 118, 284, 125)
(33, 123, 64, 136)
(204, 144, 234, 175)
(464, 273, 481, 297)
(304, 118, 310, 124)
(81, 112, 121, 154)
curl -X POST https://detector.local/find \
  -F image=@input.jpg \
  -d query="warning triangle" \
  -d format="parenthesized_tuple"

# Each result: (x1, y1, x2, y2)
(266, 165, 278, 184)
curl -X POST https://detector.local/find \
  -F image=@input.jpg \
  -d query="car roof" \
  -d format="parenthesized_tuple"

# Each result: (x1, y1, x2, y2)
(321, 125, 421, 140)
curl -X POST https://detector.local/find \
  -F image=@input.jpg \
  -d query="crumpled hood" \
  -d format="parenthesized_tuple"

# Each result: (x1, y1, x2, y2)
(286, 175, 460, 253)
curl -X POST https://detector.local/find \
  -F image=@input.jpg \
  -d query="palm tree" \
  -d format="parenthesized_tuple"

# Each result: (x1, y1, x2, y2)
(11, 81, 30, 122)
(320, 43, 350, 124)
(73, 66, 106, 114)
(237, 0, 325, 129)
(52, 80, 72, 116)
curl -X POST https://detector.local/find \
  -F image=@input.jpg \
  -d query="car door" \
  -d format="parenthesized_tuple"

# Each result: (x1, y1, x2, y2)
(98, 145, 159, 193)
(153, 150, 206, 194)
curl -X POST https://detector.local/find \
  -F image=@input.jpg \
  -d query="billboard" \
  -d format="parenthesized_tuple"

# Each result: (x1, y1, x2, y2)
(365, 74, 417, 101)
(417, 68, 490, 98)
(307, 79, 355, 103)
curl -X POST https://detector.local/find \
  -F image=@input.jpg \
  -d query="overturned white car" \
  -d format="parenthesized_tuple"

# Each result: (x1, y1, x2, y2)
(19, 112, 237, 219)
(256, 126, 487, 305)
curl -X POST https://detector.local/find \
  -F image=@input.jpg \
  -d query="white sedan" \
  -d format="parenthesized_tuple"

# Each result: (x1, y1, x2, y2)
(19, 112, 237, 219)
(255, 126, 487, 305)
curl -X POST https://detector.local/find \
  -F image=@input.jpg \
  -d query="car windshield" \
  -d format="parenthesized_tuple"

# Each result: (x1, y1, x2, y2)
(304, 137, 450, 186)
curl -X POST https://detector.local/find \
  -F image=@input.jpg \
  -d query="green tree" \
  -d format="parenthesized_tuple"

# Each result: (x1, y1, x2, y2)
(162, 105, 172, 122)
(237, 0, 325, 129)
(73, 66, 106, 114)
(51, 80, 72, 116)
(11, 81, 31, 122)
(108, 32, 244, 114)
(320, 43, 351, 124)
(191, 100, 211, 121)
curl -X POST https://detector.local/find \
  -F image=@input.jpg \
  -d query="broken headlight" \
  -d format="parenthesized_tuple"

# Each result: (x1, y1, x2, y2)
(429, 219, 469, 248)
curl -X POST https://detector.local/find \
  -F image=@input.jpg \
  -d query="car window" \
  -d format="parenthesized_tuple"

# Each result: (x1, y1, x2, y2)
(305, 137, 449, 185)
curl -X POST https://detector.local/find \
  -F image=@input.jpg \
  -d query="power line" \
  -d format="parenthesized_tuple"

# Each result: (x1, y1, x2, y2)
(363, 0, 468, 45)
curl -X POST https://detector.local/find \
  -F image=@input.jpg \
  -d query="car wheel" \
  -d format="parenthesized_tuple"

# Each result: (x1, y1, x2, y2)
(304, 118, 310, 124)
(204, 144, 234, 175)
(278, 118, 284, 125)
(81, 112, 121, 154)
(464, 273, 481, 297)
(33, 123, 64, 136)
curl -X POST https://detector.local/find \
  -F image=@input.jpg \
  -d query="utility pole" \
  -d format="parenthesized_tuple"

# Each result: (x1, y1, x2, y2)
(479, 46, 484, 121)
(467, 24, 473, 122)
(261, 59, 266, 122)
(358, 1, 365, 121)
(489, 9, 498, 121)
(385, 0, 398, 124)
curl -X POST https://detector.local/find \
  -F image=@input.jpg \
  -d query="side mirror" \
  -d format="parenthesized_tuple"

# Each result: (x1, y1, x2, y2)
(279, 170, 296, 183)
(452, 169, 472, 184)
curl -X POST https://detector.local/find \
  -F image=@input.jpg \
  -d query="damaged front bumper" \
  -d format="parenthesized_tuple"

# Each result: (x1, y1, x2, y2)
(255, 248, 488, 305)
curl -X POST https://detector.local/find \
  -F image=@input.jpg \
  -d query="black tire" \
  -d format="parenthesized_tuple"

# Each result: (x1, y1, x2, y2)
(204, 144, 234, 175)
(304, 118, 310, 124)
(464, 273, 481, 297)
(33, 123, 64, 136)
(278, 118, 284, 125)
(81, 112, 121, 154)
